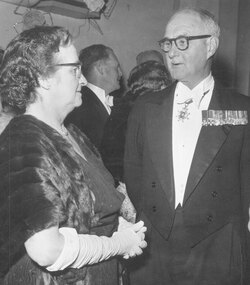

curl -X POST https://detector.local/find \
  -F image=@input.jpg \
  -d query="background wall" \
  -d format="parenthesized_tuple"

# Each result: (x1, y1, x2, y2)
(236, 0, 250, 96)
(0, 0, 173, 81)
(0, 0, 249, 95)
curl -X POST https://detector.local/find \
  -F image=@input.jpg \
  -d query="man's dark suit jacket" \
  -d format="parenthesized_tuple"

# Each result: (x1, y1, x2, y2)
(124, 81, 250, 285)
(100, 92, 136, 184)
(65, 86, 109, 149)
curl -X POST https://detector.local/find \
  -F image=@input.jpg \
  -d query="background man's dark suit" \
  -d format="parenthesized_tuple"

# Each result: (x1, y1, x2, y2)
(66, 86, 109, 149)
(124, 82, 250, 284)
(65, 44, 122, 152)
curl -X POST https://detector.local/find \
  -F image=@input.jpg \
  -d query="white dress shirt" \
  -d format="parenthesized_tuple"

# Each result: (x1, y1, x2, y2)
(172, 74, 214, 208)
(87, 82, 113, 115)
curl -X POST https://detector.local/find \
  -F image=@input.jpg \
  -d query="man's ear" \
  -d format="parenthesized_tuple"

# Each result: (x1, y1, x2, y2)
(95, 60, 105, 76)
(207, 36, 219, 59)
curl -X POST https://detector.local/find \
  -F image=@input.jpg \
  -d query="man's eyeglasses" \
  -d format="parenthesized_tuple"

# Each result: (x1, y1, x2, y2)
(49, 62, 82, 79)
(158, 35, 211, 53)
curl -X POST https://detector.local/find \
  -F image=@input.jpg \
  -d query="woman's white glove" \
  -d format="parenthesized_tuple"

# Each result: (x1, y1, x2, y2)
(113, 220, 147, 259)
(47, 221, 147, 271)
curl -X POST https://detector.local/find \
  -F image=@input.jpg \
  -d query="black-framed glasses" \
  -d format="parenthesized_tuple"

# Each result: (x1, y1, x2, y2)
(49, 62, 82, 78)
(158, 35, 211, 53)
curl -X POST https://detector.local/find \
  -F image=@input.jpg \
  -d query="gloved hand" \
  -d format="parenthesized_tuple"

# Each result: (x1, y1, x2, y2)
(112, 220, 147, 259)
(117, 216, 134, 231)
(47, 221, 147, 271)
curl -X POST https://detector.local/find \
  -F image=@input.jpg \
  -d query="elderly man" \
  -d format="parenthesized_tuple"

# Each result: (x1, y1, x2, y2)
(66, 44, 122, 149)
(124, 8, 250, 285)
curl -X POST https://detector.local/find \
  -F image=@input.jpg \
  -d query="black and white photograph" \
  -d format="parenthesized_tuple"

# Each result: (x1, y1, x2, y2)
(0, 0, 250, 284)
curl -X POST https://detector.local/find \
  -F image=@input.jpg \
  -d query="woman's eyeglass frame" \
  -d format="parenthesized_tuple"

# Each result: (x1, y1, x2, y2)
(49, 62, 82, 79)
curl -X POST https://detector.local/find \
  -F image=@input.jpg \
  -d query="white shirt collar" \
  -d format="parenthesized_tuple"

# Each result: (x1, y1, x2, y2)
(175, 74, 214, 108)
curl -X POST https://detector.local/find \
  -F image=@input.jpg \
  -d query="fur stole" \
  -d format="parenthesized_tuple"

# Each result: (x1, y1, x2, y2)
(0, 115, 95, 277)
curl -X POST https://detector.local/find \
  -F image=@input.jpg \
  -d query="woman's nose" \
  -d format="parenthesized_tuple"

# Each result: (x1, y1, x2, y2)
(79, 74, 87, 86)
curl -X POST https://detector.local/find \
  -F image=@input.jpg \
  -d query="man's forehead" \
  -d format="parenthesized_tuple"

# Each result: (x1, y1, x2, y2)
(165, 12, 204, 36)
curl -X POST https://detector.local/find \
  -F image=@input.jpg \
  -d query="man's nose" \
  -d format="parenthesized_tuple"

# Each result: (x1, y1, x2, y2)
(167, 42, 179, 58)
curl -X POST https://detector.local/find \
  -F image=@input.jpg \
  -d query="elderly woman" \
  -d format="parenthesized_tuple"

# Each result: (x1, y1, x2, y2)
(0, 26, 146, 285)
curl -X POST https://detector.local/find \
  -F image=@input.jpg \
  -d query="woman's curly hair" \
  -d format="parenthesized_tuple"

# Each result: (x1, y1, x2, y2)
(127, 60, 172, 97)
(0, 26, 72, 114)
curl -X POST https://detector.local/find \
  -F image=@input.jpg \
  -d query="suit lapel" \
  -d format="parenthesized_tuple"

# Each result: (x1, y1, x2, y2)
(146, 86, 176, 208)
(183, 84, 233, 205)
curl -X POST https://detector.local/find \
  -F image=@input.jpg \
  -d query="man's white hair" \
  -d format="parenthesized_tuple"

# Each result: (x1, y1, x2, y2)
(170, 8, 220, 38)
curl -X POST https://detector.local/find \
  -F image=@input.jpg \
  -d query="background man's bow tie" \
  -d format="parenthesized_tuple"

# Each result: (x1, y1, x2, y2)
(105, 95, 114, 107)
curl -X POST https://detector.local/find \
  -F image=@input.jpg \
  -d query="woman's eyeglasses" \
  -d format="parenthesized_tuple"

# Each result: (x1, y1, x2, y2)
(49, 62, 82, 79)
